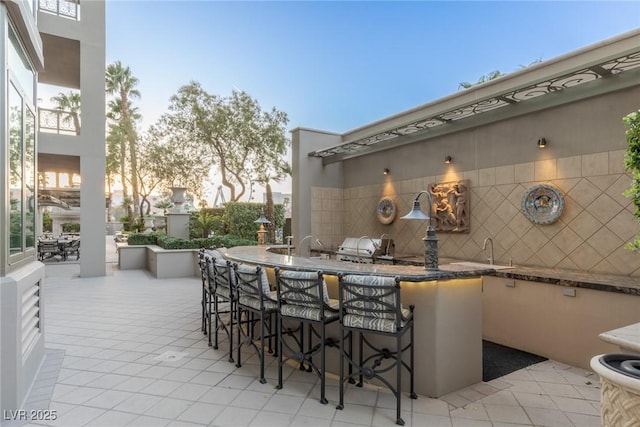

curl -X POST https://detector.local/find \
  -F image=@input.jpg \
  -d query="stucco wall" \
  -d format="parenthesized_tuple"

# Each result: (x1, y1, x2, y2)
(310, 88, 640, 276)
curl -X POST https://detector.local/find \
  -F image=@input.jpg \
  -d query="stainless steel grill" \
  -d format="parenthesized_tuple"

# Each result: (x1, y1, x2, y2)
(336, 237, 394, 264)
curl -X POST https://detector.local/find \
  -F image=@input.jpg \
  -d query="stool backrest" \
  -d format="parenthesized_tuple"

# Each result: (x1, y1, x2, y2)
(339, 274, 402, 321)
(235, 264, 272, 306)
(275, 269, 328, 308)
(212, 257, 235, 294)
(198, 249, 210, 278)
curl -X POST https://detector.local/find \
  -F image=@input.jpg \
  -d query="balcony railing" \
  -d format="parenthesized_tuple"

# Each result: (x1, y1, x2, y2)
(39, 0, 79, 20)
(39, 108, 80, 135)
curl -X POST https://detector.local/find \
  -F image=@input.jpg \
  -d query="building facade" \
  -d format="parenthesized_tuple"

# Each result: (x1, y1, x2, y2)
(0, 0, 105, 413)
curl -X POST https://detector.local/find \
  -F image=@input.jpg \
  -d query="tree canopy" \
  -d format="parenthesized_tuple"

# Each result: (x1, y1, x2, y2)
(147, 82, 291, 203)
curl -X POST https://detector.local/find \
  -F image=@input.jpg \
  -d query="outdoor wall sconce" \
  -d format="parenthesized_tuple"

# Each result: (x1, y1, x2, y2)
(400, 190, 439, 270)
(383, 168, 390, 175)
(538, 138, 547, 148)
(254, 209, 270, 245)
(445, 156, 452, 164)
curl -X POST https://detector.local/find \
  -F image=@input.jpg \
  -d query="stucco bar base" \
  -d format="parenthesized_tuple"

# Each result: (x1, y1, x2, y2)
(394, 276, 483, 397)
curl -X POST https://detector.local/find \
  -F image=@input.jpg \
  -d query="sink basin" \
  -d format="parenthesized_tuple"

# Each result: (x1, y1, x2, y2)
(450, 261, 515, 270)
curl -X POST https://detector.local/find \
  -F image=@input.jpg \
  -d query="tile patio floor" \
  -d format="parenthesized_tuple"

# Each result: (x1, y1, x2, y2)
(5, 243, 603, 427)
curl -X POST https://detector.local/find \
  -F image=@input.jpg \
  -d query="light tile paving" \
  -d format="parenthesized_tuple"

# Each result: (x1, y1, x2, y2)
(9, 256, 604, 427)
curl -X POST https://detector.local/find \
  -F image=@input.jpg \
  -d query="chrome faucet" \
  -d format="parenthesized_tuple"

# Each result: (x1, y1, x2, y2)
(482, 237, 494, 265)
(285, 235, 294, 256)
(356, 236, 380, 264)
(298, 235, 323, 257)
(379, 233, 393, 256)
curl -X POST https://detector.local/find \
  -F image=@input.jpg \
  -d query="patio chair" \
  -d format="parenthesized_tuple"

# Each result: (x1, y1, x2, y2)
(337, 274, 417, 426)
(38, 240, 61, 261)
(63, 239, 80, 261)
(275, 268, 340, 404)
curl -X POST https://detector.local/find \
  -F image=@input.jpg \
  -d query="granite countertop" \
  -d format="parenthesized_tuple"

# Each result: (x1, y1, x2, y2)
(493, 266, 640, 296)
(224, 246, 493, 281)
(599, 322, 640, 355)
(367, 254, 640, 296)
(240, 246, 640, 296)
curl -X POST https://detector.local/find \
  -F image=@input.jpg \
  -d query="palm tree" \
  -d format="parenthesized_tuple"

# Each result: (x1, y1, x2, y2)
(51, 91, 81, 135)
(106, 61, 142, 220)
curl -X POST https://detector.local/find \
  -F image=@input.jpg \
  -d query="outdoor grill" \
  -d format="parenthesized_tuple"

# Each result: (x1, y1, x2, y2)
(336, 237, 394, 264)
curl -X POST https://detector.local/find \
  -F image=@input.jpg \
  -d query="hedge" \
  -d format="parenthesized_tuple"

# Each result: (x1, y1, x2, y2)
(126, 232, 256, 250)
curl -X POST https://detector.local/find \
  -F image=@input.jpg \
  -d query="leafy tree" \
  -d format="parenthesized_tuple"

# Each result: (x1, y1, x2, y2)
(42, 211, 53, 232)
(106, 122, 132, 221)
(624, 109, 640, 250)
(140, 119, 210, 200)
(163, 82, 290, 201)
(51, 91, 81, 135)
(106, 61, 142, 219)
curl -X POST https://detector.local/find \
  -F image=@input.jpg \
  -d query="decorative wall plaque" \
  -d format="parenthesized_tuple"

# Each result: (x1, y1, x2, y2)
(376, 196, 397, 224)
(521, 184, 565, 225)
(427, 180, 470, 233)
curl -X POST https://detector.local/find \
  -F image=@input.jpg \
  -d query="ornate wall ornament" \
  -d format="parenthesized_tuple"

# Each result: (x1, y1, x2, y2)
(376, 196, 397, 224)
(427, 180, 470, 233)
(521, 184, 565, 225)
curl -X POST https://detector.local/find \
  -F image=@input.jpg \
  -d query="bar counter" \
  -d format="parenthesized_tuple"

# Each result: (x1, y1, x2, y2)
(223, 245, 492, 397)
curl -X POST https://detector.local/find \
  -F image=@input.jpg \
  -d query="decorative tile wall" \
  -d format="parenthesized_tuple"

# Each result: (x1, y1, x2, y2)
(310, 186, 344, 249)
(313, 149, 640, 277)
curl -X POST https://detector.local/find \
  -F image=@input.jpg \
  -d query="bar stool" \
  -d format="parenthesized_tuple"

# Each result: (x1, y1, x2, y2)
(207, 256, 236, 362)
(198, 249, 211, 335)
(274, 268, 340, 404)
(337, 274, 416, 426)
(234, 263, 278, 384)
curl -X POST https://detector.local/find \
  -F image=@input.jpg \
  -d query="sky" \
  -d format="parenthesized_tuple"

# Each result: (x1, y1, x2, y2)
(103, 0, 640, 201)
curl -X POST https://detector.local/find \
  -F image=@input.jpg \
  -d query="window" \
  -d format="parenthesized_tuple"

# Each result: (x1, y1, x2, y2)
(7, 25, 36, 260)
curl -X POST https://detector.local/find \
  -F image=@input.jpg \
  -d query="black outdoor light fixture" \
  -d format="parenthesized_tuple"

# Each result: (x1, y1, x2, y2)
(254, 209, 270, 245)
(254, 209, 271, 225)
(383, 168, 390, 175)
(445, 156, 452, 164)
(538, 137, 547, 148)
(400, 190, 439, 270)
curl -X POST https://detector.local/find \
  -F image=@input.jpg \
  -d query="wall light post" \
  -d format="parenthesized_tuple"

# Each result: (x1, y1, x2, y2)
(400, 190, 439, 270)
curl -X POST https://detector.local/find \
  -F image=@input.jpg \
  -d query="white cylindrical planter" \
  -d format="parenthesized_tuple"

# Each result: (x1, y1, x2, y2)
(590, 354, 640, 426)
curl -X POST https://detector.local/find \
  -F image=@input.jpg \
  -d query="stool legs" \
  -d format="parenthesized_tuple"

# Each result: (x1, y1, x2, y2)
(337, 328, 415, 426)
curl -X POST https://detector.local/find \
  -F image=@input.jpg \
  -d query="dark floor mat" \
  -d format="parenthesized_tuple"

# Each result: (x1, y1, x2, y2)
(483, 340, 547, 382)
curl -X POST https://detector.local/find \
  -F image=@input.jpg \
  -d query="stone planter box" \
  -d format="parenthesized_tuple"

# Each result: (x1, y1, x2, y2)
(117, 244, 199, 278)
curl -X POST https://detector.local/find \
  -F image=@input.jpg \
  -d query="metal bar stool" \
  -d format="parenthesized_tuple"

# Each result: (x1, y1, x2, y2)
(274, 268, 340, 404)
(198, 249, 211, 336)
(207, 256, 236, 362)
(337, 274, 416, 426)
(234, 263, 279, 384)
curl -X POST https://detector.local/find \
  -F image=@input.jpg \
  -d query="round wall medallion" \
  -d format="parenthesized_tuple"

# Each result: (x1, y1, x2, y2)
(376, 197, 396, 225)
(521, 184, 565, 225)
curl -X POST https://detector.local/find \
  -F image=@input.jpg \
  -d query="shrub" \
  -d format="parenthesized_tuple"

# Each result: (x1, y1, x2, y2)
(126, 232, 255, 250)
(62, 222, 80, 232)
(127, 232, 162, 245)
